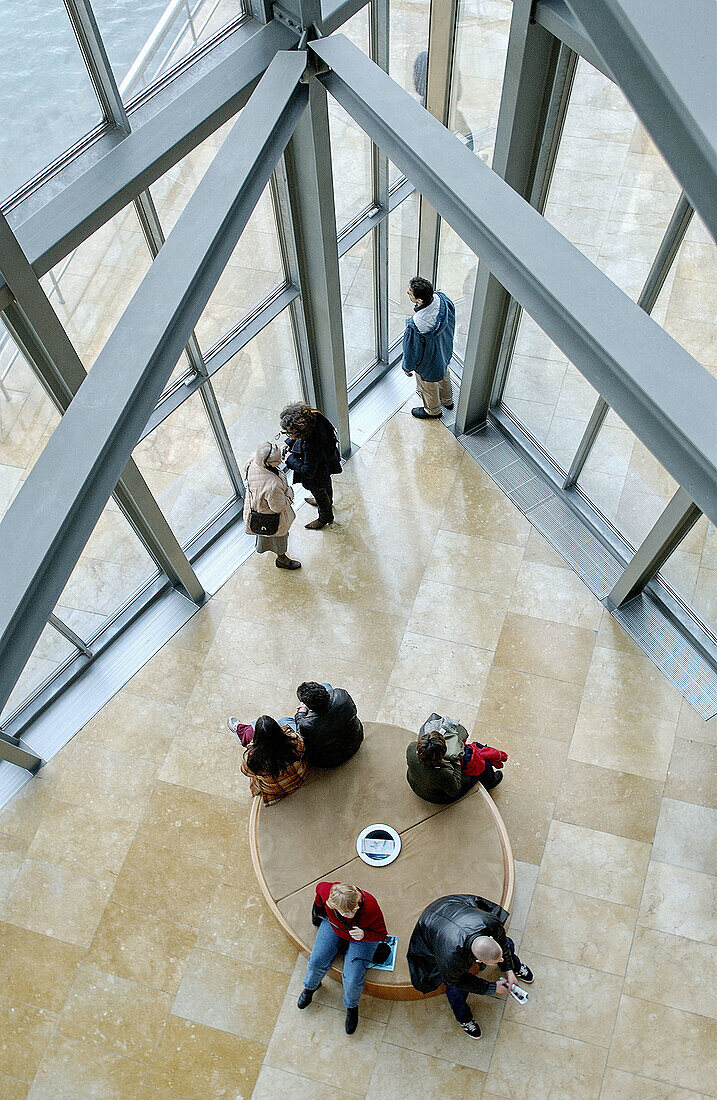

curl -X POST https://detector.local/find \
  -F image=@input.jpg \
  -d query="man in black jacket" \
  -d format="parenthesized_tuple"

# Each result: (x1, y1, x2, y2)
(294, 681, 364, 768)
(407, 894, 534, 1038)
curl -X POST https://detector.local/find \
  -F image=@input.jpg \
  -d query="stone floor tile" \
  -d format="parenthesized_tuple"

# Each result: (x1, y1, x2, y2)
(677, 699, 717, 747)
(493, 613, 596, 684)
(144, 1015, 264, 1098)
(509, 860, 540, 933)
(111, 840, 221, 927)
(203, 613, 300, 685)
(652, 798, 717, 875)
(442, 480, 531, 545)
(376, 686, 479, 733)
(85, 903, 197, 994)
(626, 926, 717, 1019)
(388, 631, 492, 708)
(264, 992, 386, 1093)
(26, 1034, 147, 1100)
(0, 1075, 30, 1100)
(490, 788, 554, 865)
(424, 529, 524, 597)
(4, 860, 112, 947)
(0, 995, 56, 1083)
(485, 1019, 607, 1099)
(638, 862, 716, 945)
(608, 996, 717, 1094)
(158, 723, 252, 803)
(357, 452, 458, 516)
(474, 723, 567, 803)
(50, 744, 159, 823)
(172, 947, 288, 1044)
(408, 579, 509, 652)
(665, 739, 717, 810)
(57, 965, 172, 1060)
(377, 413, 464, 470)
(600, 1067, 706, 1098)
(522, 883, 637, 975)
(329, 501, 440, 568)
(26, 800, 136, 882)
(583, 646, 683, 722)
(292, 649, 390, 723)
(77, 690, 181, 762)
(197, 883, 298, 975)
(539, 820, 651, 907)
(508, 559, 603, 630)
(503, 952, 622, 1045)
(0, 834, 29, 905)
(164, 596, 227, 655)
(306, 602, 410, 672)
(323, 548, 425, 616)
(251, 1065, 360, 1099)
(0, 781, 55, 844)
(385, 989, 505, 1073)
(126, 643, 205, 708)
(136, 781, 243, 864)
(569, 700, 676, 781)
(365, 1043, 487, 1099)
(555, 760, 663, 843)
(476, 666, 583, 742)
(0, 922, 83, 1013)
(522, 528, 568, 569)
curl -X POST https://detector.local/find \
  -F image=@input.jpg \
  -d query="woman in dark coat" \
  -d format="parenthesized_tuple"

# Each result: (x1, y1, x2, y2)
(280, 402, 342, 530)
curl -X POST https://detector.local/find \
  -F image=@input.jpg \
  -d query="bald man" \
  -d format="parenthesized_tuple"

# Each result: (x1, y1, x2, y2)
(407, 894, 534, 1038)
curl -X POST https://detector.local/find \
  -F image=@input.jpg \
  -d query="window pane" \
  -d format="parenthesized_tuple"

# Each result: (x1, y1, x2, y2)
(90, 0, 246, 100)
(133, 390, 235, 548)
(46, 205, 152, 370)
(212, 309, 303, 471)
(330, 6, 372, 231)
(389, 0, 430, 96)
(0, 625, 76, 724)
(659, 515, 717, 639)
(389, 193, 419, 345)
(340, 234, 376, 385)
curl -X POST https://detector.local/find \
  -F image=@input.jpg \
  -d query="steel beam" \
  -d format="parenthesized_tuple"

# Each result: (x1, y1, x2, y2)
(0, 51, 308, 712)
(282, 71, 351, 454)
(0, 732, 43, 773)
(311, 34, 717, 524)
(607, 488, 702, 609)
(321, 0, 370, 37)
(0, 20, 298, 314)
(533, 0, 613, 81)
(455, 0, 573, 432)
(566, 0, 717, 243)
(64, 0, 131, 132)
(48, 613, 92, 656)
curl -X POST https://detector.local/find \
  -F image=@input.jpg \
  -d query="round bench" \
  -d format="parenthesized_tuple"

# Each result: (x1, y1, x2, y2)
(250, 721, 514, 999)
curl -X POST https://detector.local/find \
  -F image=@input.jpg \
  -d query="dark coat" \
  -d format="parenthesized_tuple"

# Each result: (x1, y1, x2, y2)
(407, 894, 516, 995)
(405, 742, 477, 803)
(296, 687, 364, 768)
(284, 412, 342, 491)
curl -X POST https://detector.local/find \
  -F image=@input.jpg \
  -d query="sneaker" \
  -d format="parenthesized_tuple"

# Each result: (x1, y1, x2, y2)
(516, 963, 534, 984)
(227, 716, 239, 734)
(460, 1019, 481, 1038)
(345, 1006, 359, 1034)
(297, 988, 315, 1009)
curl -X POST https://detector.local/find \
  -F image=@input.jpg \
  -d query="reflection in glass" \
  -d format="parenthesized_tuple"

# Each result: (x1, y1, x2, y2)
(659, 515, 717, 639)
(0, 0, 100, 200)
(340, 234, 377, 385)
(0, 624, 76, 724)
(388, 194, 419, 345)
(330, 6, 372, 231)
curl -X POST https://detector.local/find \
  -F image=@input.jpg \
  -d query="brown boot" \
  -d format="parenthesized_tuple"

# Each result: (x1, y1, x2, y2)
(275, 555, 302, 569)
(305, 518, 329, 530)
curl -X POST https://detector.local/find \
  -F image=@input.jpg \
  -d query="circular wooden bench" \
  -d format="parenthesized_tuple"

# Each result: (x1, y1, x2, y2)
(250, 721, 514, 999)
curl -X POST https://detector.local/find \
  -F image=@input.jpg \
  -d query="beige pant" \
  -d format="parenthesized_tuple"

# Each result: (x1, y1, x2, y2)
(416, 370, 453, 416)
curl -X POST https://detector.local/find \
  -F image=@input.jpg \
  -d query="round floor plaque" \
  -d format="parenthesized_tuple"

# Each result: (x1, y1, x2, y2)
(356, 823, 401, 866)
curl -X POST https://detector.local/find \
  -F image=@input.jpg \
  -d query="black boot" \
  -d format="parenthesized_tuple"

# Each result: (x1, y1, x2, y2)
(345, 1006, 359, 1034)
(297, 988, 316, 1009)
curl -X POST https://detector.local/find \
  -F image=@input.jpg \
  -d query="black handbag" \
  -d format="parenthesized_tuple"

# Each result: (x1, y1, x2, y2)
(246, 462, 282, 536)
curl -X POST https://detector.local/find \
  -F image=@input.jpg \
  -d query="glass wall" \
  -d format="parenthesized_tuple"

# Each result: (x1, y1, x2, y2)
(341, 234, 377, 384)
(330, 5, 372, 231)
(388, 192, 419, 344)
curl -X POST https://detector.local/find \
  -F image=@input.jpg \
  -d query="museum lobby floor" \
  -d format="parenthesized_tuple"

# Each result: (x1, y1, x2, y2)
(0, 405, 714, 1099)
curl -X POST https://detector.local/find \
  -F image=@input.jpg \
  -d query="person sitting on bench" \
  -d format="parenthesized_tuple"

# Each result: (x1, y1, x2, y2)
(293, 681, 364, 768)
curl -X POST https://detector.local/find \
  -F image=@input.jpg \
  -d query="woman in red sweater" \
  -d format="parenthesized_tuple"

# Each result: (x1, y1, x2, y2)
(297, 881, 388, 1035)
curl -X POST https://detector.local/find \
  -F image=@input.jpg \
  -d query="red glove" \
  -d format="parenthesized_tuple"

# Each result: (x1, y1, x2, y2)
(464, 743, 508, 776)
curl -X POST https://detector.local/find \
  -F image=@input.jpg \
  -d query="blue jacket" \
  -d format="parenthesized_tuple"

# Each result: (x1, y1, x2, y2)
(402, 292, 455, 382)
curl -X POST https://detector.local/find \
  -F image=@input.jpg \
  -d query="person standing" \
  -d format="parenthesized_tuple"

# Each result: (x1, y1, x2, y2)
(243, 441, 300, 570)
(297, 882, 389, 1034)
(280, 402, 342, 530)
(402, 277, 456, 420)
(407, 893, 534, 1038)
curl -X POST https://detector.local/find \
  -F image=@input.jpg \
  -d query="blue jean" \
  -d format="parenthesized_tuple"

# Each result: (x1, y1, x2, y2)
(445, 938, 521, 1023)
(279, 683, 332, 731)
(303, 918, 378, 1008)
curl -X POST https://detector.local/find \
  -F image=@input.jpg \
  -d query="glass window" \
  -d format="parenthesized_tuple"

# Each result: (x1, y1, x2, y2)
(46, 204, 152, 371)
(659, 515, 717, 639)
(90, 0, 246, 101)
(389, 0, 430, 97)
(435, 220, 479, 363)
(133, 391, 234, 548)
(340, 234, 376, 385)
(330, 5, 372, 231)
(388, 193, 419, 345)
(0, 0, 101, 201)
(0, 624, 76, 724)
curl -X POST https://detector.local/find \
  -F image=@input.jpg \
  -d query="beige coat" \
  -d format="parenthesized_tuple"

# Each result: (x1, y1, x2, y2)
(243, 460, 296, 537)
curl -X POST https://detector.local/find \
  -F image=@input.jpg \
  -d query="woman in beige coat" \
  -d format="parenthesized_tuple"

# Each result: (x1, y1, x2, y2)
(244, 442, 301, 570)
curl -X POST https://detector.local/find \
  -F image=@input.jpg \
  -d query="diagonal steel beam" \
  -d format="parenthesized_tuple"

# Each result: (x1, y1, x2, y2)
(565, 0, 717, 243)
(0, 50, 308, 713)
(310, 34, 717, 525)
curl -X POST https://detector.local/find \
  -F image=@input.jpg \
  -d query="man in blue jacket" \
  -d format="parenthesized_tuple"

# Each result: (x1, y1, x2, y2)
(402, 277, 456, 420)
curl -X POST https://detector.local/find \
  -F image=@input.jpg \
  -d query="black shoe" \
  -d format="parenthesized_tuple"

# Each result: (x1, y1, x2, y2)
(297, 987, 316, 1009)
(345, 1006, 359, 1034)
(460, 1019, 481, 1038)
(411, 407, 442, 420)
(516, 963, 534, 984)
(442, 401, 454, 410)
(482, 770, 503, 791)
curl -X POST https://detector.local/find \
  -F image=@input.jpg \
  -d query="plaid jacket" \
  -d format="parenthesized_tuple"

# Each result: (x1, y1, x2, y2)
(241, 728, 308, 805)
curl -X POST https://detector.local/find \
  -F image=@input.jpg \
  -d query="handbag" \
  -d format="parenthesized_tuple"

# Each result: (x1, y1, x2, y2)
(245, 463, 282, 536)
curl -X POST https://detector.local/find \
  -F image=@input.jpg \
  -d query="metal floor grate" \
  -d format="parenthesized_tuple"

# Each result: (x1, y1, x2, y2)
(460, 423, 717, 720)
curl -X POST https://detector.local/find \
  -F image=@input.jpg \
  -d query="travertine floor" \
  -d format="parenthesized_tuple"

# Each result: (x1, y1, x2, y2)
(0, 406, 715, 1099)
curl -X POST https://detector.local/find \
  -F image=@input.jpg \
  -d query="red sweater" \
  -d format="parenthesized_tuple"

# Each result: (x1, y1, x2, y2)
(314, 882, 387, 942)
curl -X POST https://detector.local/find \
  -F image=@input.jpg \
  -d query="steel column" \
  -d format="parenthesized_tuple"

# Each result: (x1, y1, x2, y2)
(564, 192, 694, 488)
(370, 0, 390, 367)
(282, 72, 351, 454)
(455, 0, 574, 433)
(607, 488, 702, 609)
(63, 0, 131, 132)
(0, 51, 308, 712)
(311, 35, 717, 525)
(0, 731, 43, 772)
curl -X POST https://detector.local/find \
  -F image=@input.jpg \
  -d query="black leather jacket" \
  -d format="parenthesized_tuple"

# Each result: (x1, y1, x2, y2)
(407, 894, 515, 994)
(296, 687, 363, 768)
